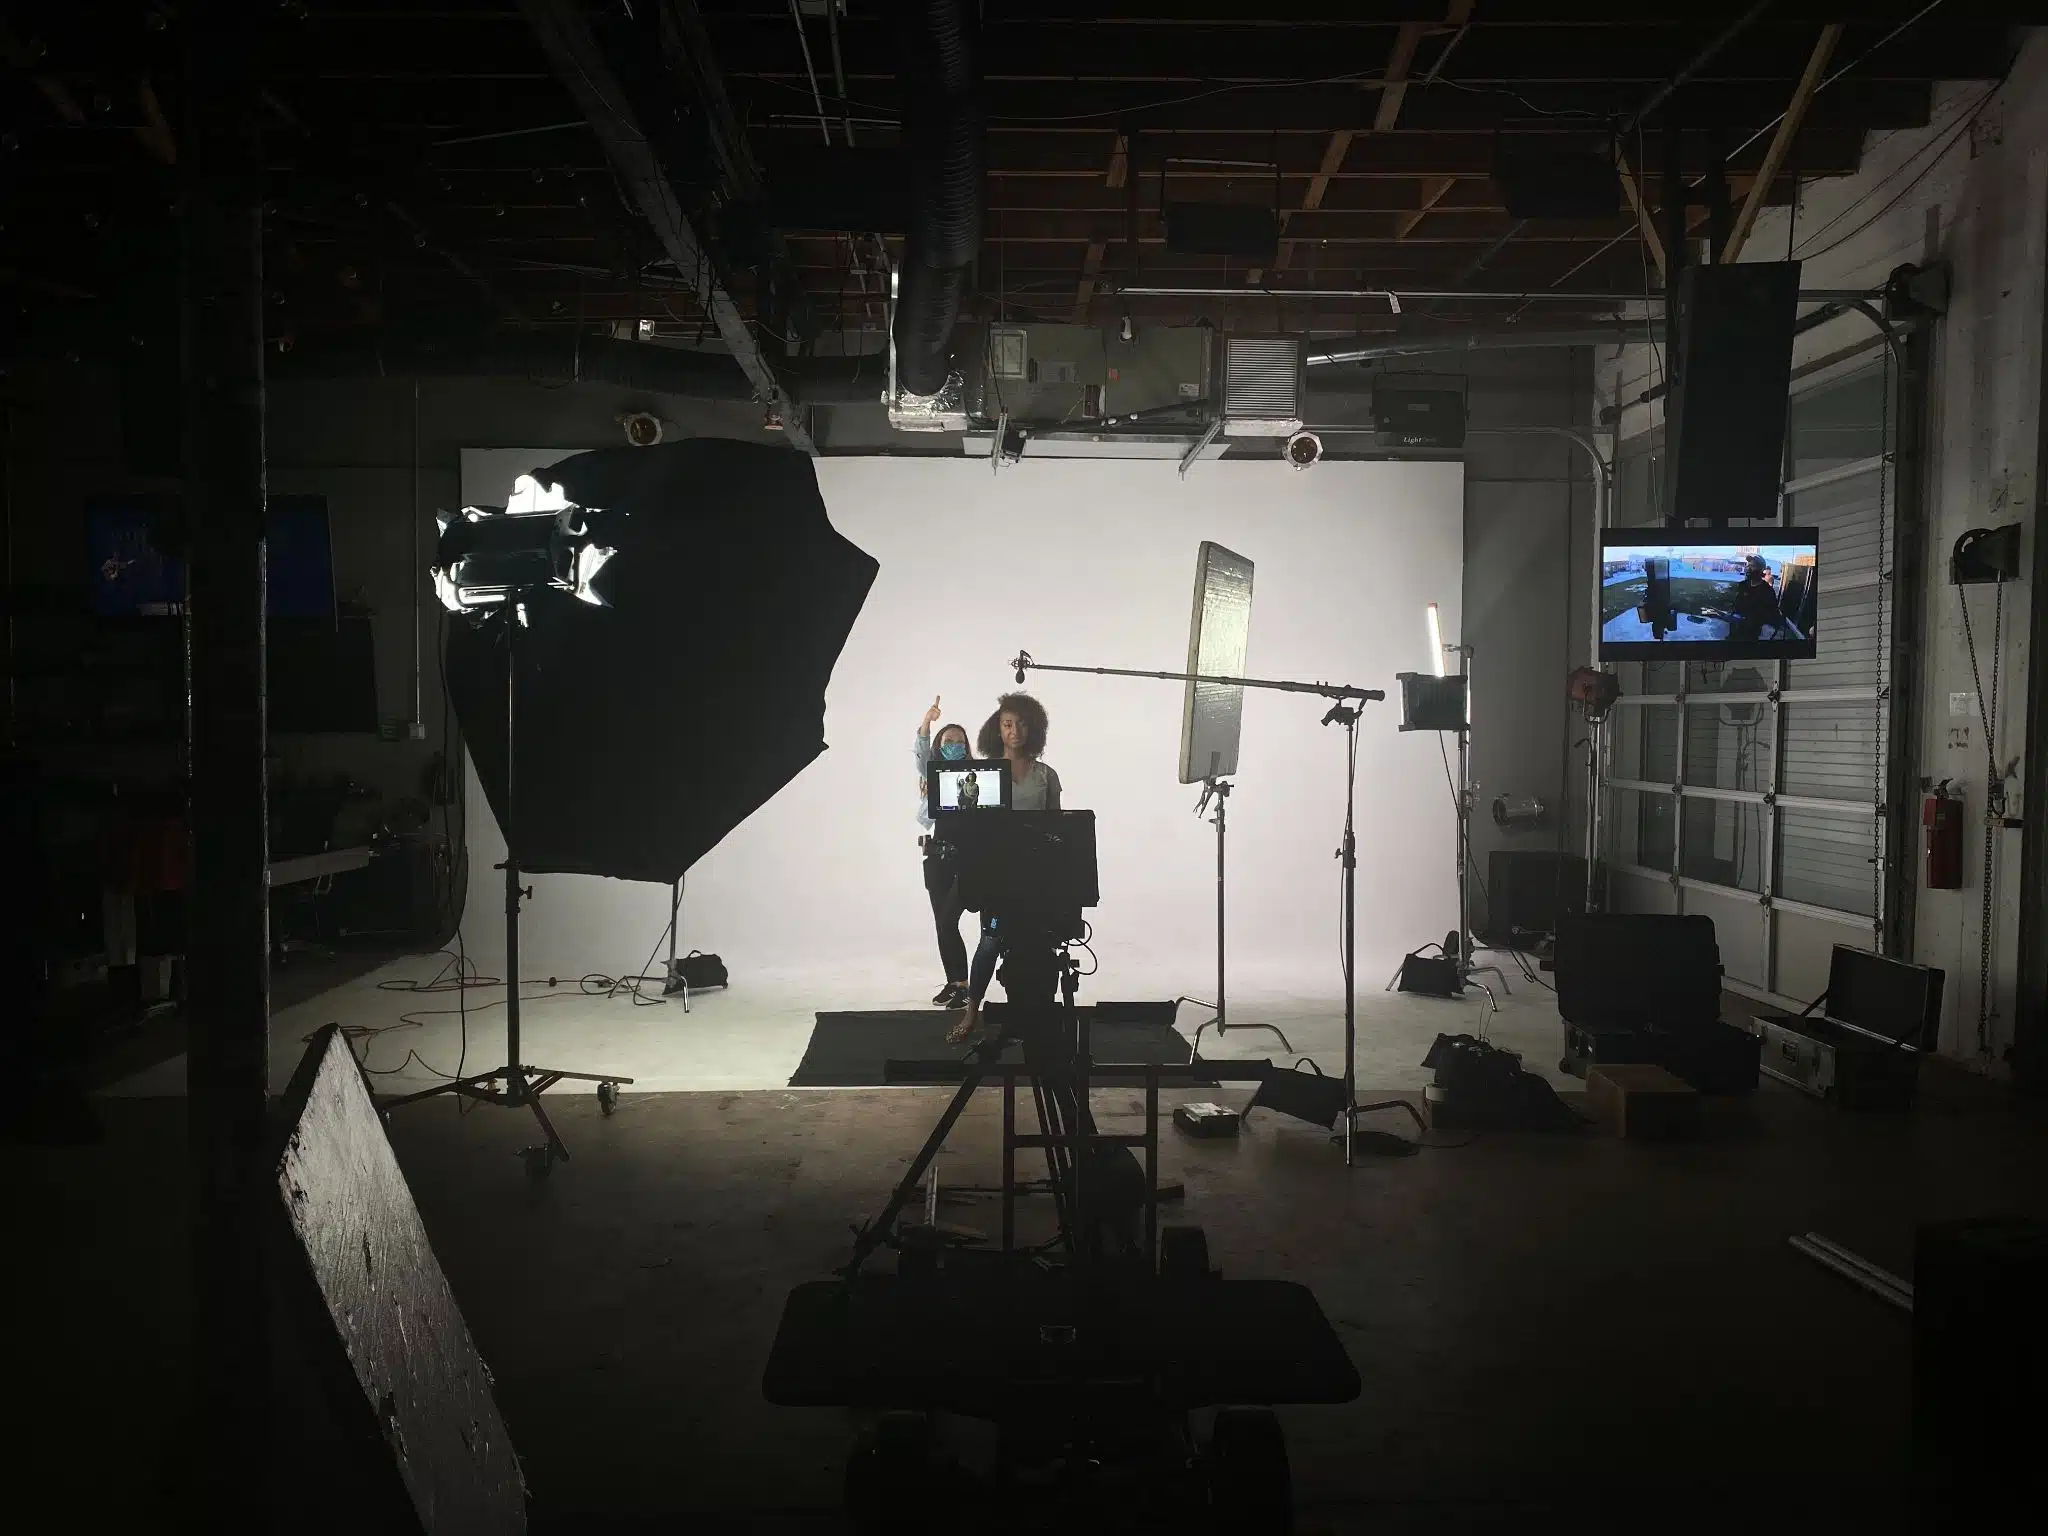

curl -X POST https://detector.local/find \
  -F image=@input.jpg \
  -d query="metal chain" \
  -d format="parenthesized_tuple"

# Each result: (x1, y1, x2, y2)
(1958, 580, 2005, 1056)
(1873, 346, 1891, 946)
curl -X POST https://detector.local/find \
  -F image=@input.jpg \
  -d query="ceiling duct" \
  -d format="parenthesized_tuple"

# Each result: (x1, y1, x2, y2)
(1219, 335, 1305, 437)
(891, 0, 985, 397)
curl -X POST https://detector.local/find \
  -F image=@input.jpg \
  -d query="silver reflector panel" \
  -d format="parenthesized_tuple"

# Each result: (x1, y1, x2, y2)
(1179, 541, 1254, 783)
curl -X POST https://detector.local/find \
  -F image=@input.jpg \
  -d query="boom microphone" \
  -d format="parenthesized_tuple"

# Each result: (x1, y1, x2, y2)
(1011, 651, 1030, 684)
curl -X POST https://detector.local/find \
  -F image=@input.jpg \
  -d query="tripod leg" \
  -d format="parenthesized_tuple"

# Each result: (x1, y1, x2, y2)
(515, 1068, 571, 1166)
(845, 1044, 991, 1275)
(1029, 1072, 1074, 1253)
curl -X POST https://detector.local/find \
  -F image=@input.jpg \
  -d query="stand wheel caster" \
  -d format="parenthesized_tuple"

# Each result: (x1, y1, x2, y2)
(845, 1411, 933, 1535)
(1159, 1224, 1212, 1282)
(597, 1080, 620, 1116)
(1206, 1406, 1291, 1534)
(520, 1144, 558, 1182)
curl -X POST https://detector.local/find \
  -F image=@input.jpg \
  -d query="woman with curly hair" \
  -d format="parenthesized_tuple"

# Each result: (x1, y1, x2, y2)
(947, 691, 1061, 1043)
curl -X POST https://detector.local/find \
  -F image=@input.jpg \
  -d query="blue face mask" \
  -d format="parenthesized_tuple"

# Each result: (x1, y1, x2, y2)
(938, 740, 969, 761)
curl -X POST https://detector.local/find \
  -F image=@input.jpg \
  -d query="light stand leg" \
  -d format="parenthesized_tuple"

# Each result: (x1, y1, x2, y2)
(1188, 780, 1292, 1056)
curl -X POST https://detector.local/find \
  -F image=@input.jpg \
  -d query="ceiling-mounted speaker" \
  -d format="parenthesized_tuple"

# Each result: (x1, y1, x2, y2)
(1664, 262, 1801, 525)
(1163, 201, 1279, 261)
(1492, 143, 1620, 220)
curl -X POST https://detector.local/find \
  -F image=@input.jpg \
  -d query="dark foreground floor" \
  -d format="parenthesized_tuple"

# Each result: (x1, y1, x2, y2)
(25, 1067, 2048, 1533)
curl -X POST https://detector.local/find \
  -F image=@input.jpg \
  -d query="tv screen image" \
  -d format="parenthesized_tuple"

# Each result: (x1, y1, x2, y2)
(1599, 529, 1818, 661)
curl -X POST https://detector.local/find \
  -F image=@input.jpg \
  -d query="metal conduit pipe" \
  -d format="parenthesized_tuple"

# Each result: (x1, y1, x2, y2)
(1113, 285, 1878, 305)
(1307, 328, 1650, 366)
(270, 335, 889, 403)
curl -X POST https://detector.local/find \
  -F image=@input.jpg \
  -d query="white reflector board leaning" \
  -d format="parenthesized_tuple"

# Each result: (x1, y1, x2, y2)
(1179, 541, 1254, 784)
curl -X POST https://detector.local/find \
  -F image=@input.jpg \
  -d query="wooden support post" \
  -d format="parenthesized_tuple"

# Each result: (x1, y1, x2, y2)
(1725, 24, 1843, 264)
(1616, 142, 1667, 284)
(183, 0, 271, 1520)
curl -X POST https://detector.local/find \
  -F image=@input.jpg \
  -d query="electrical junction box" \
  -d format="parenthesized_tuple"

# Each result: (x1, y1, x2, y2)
(963, 324, 1211, 429)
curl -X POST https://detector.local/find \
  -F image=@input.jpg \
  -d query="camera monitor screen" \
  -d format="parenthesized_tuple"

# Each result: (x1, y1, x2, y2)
(1599, 529, 1819, 661)
(927, 759, 1012, 818)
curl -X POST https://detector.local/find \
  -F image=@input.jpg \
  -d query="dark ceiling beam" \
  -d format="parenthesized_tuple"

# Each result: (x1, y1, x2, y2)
(841, 127, 1876, 177)
(704, 18, 2016, 83)
(516, 0, 813, 452)
(723, 78, 1934, 133)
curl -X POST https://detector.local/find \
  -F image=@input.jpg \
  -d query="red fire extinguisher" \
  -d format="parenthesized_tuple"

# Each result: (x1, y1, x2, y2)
(1923, 781, 1965, 889)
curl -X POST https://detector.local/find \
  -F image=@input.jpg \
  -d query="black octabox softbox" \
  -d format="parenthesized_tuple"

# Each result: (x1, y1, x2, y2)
(446, 439, 878, 883)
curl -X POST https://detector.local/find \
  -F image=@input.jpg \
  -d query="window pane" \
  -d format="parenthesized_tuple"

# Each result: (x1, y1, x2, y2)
(1788, 472, 1883, 582)
(1777, 806, 1876, 916)
(1684, 695, 1772, 790)
(1614, 704, 1678, 783)
(1781, 702, 1879, 802)
(1608, 786, 1675, 872)
(1786, 585, 1881, 691)
(1788, 366, 1886, 482)
(1682, 798, 1767, 893)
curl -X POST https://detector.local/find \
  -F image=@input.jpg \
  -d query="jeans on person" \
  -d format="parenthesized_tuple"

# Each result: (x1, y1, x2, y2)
(923, 841, 969, 983)
(968, 918, 1001, 1002)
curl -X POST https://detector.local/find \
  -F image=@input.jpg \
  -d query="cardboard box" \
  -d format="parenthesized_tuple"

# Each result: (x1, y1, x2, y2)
(1586, 1062, 1700, 1140)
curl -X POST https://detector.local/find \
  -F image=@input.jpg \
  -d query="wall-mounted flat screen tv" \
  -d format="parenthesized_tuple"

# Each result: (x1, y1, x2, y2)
(1598, 528, 1819, 661)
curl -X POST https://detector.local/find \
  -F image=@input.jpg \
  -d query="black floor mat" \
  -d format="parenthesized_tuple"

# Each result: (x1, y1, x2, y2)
(789, 1005, 1192, 1087)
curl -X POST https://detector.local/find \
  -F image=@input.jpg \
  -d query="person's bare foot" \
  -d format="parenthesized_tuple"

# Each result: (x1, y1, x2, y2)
(946, 998, 981, 1045)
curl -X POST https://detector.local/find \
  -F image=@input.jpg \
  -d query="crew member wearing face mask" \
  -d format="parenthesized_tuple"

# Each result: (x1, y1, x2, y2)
(917, 697, 974, 1008)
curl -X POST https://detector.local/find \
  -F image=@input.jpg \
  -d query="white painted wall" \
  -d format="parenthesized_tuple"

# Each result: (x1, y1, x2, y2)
(454, 454, 1465, 1001)
(1596, 33, 2048, 1067)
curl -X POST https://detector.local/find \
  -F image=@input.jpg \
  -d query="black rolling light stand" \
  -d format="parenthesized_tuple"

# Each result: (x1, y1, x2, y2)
(382, 595, 632, 1179)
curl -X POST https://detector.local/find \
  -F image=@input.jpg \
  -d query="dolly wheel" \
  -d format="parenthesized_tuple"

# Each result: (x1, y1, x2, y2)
(1207, 1406, 1292, 1534)
(845, 1411, 933, 1535)
(597, 1080, 620, 1116)
(1159, 1224, 1212, 1282)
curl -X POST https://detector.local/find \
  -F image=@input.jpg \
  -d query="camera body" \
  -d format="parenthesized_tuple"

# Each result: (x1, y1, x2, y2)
(932, 809, 1098, 943)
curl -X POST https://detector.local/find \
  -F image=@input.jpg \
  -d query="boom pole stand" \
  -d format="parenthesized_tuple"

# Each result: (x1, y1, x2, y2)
(1009, 652, 1384, 1167)
(382, 596, 632, 1179)
(1187, 776, 1292, 1057)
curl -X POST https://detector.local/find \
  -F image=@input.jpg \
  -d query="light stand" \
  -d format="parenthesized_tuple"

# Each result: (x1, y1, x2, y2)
(1012, 651, 1383, 1166)
(1389, 631, 1508, 1011)
(660, 875, 692, 1009)
(1187, 776, 1293, 1056)
(388, 478, 635, 1177)
(384, 599, 632, 1176)
(1450, 645, 1513, 1001)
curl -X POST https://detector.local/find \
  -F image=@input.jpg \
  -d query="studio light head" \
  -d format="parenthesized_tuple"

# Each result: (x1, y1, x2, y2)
(432, 473, 617, 615)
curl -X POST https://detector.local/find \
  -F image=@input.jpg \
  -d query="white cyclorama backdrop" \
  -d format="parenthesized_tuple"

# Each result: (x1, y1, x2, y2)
(456, 451, 1463, 997)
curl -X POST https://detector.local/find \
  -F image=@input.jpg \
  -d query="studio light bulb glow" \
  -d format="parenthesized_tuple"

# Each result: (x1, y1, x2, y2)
(1426, 602, 1447, 678)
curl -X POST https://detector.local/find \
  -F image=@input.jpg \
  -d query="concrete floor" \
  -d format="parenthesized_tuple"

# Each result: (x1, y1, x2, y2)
(30, 1021, 2048, 1532)
(101, 945, 1565, 1098)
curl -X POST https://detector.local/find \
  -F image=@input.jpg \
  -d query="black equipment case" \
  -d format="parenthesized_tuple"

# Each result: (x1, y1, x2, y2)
(1753, 945, 1942, 1110)
(1552, 914, 1756, 1093)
